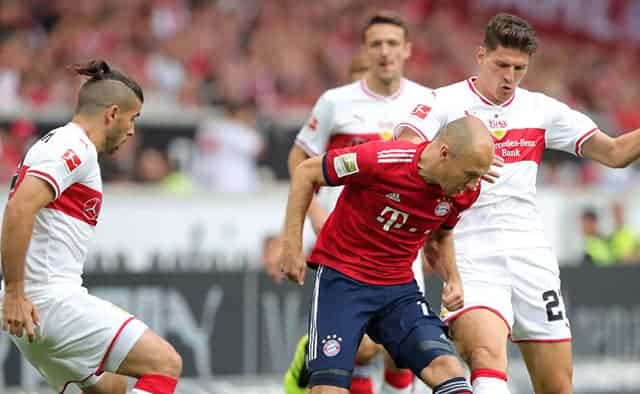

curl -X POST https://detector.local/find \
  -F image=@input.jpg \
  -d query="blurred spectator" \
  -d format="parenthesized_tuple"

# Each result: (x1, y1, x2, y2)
(192, 103, 264, 192)
(136, 146, 192, 192)
(262, 233, 284, 284)
(581, 208, 614, 266)
(609, 201, 639, 264)
(0, 119, 35, 182)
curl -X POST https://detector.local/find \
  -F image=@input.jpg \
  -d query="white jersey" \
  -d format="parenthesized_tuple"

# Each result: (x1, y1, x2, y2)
(296, 78, 434, 210)
(5, 122, 101, 292)
(396, 77, 598, 258)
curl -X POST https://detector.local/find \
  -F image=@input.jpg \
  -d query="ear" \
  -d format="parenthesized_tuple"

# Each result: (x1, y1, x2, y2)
(105, 104, 119, 123)
(439, 143, 450, 160)
(476, 46, 486, 65)
(404, 42, 412, 60)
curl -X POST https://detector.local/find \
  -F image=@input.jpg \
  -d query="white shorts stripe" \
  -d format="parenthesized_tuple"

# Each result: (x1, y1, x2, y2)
(308, 266, 323, 361)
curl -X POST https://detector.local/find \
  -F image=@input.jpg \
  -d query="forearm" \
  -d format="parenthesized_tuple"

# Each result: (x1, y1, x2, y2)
(283, 160, 325, 249)
(426, 229, 460, 283)
(1, 204, 35, 294)
(582, 128, 640, 168)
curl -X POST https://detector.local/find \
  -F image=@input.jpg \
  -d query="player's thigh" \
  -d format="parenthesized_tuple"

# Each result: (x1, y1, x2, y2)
(510, 249, 571, 343)
(307, 266, 378, 389)
(368, 282, 462, 385)
(82, 372, 128, 394)
(449, 308, 510, 371)
(310, 386, 349, 394)
(354, 334, 381, 364)
(518, 341, 572, 394)
(116, 328, 182, 378)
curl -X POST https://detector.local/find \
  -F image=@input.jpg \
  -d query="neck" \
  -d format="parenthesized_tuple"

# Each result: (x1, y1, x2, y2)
(71, 114, 103, 152)
(364, 75, 402, 97)
(472, 77, 509, 105)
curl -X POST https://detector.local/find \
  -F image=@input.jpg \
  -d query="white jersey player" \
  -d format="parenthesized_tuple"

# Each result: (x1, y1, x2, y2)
(397, 13, 640, 394)
(1, 60, 182, 394)
(285, 12, 432, 394)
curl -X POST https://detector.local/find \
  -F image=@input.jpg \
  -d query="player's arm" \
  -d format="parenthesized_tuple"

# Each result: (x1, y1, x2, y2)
(1, 176, 53, 341)
(287, 145, 328, 234)
(281, 155, 328, 285)
(580, 127, 640, 168)
(422, 228, 464, 312)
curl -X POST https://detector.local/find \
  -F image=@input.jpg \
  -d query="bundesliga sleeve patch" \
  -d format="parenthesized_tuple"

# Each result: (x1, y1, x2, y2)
(334, 152, 359, 178)
(62, 148, 82, 172)
(410, 104, 431, 120)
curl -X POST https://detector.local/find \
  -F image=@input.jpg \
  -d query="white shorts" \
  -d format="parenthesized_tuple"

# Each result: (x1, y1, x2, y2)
(1, 286, 147, 392)
(442, 248, 571, 342)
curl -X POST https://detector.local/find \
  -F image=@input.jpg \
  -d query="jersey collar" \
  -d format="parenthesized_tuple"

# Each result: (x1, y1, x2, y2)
(360, 78, 405, 101)
(467, 77, 516, 107)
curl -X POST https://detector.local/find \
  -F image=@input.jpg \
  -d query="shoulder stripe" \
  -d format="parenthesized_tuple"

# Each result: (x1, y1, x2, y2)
(378, 159, 413, 163)
(377, 149, 416, 154)
(377, 153, 414, 158)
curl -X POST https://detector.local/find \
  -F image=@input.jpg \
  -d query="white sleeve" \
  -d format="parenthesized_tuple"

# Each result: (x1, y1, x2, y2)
(544, 96, 599, 157)
(24, 136, 93, 199)
(394, 94, 447, 142)
(294, 92, 335, 156)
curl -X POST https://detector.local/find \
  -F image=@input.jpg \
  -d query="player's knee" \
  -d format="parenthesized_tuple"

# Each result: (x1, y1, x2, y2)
(535, 369, 572, 394)
(355, 338, 379, 364)
(164, 346, 183, 378)
(460, 344, 504, 370)
(419, 354, 466, 385)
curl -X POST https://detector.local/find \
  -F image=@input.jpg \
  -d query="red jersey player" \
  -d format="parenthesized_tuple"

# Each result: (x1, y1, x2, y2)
(281, 116, 494, 394)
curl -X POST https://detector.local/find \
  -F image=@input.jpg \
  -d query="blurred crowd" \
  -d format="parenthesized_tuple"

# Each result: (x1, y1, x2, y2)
(1, 0, 640, 191)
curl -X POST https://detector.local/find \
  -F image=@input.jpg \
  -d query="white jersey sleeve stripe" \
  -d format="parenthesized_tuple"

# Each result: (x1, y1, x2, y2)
(26, 169, 61, 198)
(394, 122, 428, 141)
(574, 127, 598, 157)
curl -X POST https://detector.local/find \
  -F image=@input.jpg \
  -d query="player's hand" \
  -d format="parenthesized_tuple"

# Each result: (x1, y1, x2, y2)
(2, 291, 40, 343)
(280, 242, 306, 286)
(441, 279, 464, 312)
(481, 154, 504, 184)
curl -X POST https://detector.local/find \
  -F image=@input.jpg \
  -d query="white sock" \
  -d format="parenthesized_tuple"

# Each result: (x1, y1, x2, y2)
(472, 376, 510, 394)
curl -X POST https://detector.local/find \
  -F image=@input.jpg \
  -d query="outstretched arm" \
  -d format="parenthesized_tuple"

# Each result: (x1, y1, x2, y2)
(281, 155, 328, 285)
(2, 176, 53, 342)
(288, 144, 329, 234)
(580, 128, 640, 168)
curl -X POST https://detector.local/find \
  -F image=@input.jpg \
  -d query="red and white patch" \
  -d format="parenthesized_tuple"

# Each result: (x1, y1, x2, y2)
(83, 197, 102, 221)
(62, 149, 82, 172)
(307, 117, 319, 131)
(434, 201, 451, 217)
(411, 104, 431, 120)
(322, 339, 341, 357)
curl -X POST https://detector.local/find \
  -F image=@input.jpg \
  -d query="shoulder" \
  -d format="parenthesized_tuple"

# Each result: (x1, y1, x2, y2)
(29, 124, 96, 163)
(433, 79, 470, 99)
(321, 81, 362, 104)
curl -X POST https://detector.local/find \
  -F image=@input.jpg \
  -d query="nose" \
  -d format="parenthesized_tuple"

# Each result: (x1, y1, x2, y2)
(504, 67, 514, 83)
(380, 42, 390, 56)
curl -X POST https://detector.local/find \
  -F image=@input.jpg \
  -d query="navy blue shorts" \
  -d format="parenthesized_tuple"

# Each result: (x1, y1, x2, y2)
(306, 265, 455, 389)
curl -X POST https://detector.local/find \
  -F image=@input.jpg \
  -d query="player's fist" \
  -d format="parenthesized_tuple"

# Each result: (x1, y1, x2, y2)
(441, 279, 464, 312)
(280, 241, 306, 286)
(481, 154, 504, 184)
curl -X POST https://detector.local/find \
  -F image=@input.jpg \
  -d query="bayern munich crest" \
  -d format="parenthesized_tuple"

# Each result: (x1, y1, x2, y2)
(322, 335, 343, 357)
(434, 201, 451, 217)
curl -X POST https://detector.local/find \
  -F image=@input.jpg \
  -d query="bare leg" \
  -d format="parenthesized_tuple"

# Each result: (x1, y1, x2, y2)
(518, 341, 572, 394)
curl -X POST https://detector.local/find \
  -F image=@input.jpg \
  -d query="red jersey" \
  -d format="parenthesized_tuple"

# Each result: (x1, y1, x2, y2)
(309, 140, 480, 285)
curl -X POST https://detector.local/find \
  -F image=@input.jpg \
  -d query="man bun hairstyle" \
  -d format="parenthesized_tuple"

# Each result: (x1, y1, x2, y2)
(73, 59, 144, 103)
(361, 10, 409, 43)
(484, 13, 538, 55)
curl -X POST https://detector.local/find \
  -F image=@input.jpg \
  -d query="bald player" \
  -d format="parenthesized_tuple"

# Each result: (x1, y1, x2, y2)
(281, 116, 493, 394)
(1, 60, 182, 394)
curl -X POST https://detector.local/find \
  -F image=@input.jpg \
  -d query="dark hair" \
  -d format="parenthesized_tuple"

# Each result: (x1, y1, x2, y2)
(73, 60, 144, 102)
(582, 208, 598, 220)
(484, 13, 538, 55)
(361, 11, 409, 43)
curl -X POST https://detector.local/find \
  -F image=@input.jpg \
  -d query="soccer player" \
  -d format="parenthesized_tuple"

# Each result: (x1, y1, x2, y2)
(0, 60, 182, 394)
(282, 115, 494, 394)
(286, 11, 433, 394)
(395, 13, 640, 394)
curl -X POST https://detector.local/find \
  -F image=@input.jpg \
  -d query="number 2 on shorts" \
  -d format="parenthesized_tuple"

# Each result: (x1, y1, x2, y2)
(542, 289, 564, 322)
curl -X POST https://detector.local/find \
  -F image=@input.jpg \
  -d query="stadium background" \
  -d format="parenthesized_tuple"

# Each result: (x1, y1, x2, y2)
(0, 0, 639, 392)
